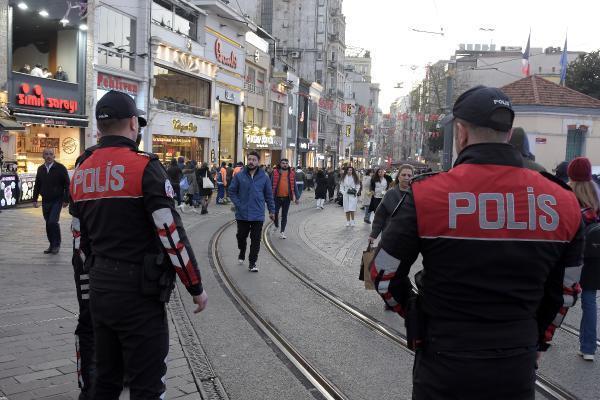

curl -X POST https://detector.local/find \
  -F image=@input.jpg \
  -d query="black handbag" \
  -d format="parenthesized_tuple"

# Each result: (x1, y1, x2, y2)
(347, 187, 357, 196)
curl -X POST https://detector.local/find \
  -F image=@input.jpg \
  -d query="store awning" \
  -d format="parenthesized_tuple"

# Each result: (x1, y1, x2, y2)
(13, 113, 89, 128)
(0, 118, 25, 131)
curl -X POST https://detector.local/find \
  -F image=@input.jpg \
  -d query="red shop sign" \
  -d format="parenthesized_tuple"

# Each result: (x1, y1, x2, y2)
(214, 39, 237, 69)
(16, 83, 78, 114)
(97, 73, 139, 95)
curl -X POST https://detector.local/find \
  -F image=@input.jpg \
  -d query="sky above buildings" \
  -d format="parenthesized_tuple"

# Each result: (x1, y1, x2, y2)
(343, 0, 600, 112)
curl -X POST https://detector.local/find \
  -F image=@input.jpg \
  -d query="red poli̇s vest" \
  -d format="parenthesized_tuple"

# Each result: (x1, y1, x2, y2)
(71, 147, 150, 203)
(412, 164, 581, 243)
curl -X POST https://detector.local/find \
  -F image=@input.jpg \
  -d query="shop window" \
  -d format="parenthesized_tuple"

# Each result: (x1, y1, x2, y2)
(219, 103, 237, 164)
(152, 0, 198, 40)
(152, 136, 204, 164)
(97, 7, 136, 72)
(153, 65, 211, 116)
(10, 0, 85, 82)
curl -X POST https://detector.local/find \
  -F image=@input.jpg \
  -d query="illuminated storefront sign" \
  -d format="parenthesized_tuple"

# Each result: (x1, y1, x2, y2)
(172, 119, 198, 133)
(243, 124, 282, 149)
(16, 83, 78, 114)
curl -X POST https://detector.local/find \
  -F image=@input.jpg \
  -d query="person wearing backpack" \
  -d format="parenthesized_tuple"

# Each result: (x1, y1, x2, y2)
(568, 157, 600, 361)
(182, 161, 199, 207)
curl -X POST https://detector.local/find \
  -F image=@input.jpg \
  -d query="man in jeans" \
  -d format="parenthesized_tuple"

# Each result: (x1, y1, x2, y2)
(33, 148, 70, 254)
(229, 151, 275, 272)
(271, 159, 299, 239)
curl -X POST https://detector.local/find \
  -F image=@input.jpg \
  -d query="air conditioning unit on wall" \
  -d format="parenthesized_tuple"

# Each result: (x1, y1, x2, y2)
(289, 51, 301, 58)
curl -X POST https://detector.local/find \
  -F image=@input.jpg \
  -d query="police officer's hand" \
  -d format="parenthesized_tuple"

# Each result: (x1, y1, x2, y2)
(192, 291, 208, 314)
(368, 237, 375, 244)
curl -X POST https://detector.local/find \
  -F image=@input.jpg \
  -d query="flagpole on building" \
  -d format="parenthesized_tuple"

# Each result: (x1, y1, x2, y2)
(560, 30, 568, 86)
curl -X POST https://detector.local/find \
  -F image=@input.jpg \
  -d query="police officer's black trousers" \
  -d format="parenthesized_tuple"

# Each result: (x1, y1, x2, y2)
(73, 260, 95, 399)
(412, 346, 537, 400)
(89, 260, 168, 400)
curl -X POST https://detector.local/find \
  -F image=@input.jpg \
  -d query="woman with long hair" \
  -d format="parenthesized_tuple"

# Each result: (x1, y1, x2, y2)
(369, 164, 414, 243)
(196, 162, 214, 214)
(365, 168, 388, 223)
(568, 157, 600, 361)
(314, 168, 328, 209)
(340, 166, 361, 226)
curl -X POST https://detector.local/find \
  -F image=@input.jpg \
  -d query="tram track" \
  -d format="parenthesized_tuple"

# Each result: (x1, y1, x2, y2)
(258, 207, 580, 400)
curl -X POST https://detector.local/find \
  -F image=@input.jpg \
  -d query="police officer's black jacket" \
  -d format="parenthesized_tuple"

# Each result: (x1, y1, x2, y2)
(371, 143, 584, 351)
(69, 135, 203, 296)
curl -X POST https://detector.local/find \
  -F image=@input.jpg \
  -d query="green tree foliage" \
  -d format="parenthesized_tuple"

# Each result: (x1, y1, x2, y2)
(566, 50, 600, 99)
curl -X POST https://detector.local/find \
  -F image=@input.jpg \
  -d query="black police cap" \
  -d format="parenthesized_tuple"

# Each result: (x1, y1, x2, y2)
(452, 85, 515, 132)
(96, 90, 147, 127)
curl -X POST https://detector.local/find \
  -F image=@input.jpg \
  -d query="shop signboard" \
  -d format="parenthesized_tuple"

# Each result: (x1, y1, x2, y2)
(243, 124, 282, 149)
(19, 173, 36, 202)
(10, 74, 84, 118)
(205, 31, 244, 76)
(0, 173, 19, 208)
(298, 138, 310, 153)
(97, 73, 139, 95)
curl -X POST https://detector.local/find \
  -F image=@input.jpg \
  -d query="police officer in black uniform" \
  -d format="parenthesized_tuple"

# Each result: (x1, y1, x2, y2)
(371, 86, 584, 400)
(71, 108, 148, 400)
(70, 91, 208, 399)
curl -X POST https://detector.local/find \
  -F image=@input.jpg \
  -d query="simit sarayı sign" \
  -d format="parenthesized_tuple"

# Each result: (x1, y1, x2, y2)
(16, 83, 78, 114)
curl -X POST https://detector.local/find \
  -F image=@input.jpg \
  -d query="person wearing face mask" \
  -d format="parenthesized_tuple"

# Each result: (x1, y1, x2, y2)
(228, 151, 276, 272)
(69, 90, 207, 399)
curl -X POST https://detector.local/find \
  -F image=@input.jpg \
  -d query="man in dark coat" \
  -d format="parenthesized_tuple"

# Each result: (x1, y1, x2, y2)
(33, 148, 70, 254)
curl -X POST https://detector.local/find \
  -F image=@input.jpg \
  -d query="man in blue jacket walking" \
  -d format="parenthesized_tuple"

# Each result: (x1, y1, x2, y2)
(228, 151, 275, 272)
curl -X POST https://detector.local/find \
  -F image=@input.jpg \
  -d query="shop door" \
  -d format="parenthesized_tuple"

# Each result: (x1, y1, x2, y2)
(219, 103, 237, 164)
(565, 128, 584, 162)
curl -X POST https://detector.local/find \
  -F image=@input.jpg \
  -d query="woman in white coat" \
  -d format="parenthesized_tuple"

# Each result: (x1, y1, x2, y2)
(340, 166, 361, 226)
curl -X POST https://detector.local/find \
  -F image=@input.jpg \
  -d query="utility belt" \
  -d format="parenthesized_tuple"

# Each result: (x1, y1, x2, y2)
(89, 254, 175, 303)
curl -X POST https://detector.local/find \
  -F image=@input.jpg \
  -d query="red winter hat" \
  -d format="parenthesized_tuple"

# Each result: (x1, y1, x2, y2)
(567, 157, 592, 182)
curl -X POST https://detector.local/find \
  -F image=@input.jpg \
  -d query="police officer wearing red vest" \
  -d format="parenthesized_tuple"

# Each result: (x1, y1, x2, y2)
(371, 86, 584, 400)
(70, 91, 208, 399)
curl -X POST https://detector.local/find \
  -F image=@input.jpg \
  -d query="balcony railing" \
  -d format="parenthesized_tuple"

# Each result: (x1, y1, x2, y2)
(244, 81, 265, 95)
(97, 46, 135, 72)
(156, 99, 211, 117)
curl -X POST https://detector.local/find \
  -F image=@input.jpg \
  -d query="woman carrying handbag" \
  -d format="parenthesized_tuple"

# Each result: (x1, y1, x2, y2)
(196, 162, 215, 215)
(340, 166, 361, 226)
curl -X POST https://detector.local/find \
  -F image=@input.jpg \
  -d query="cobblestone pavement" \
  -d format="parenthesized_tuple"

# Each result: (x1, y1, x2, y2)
(0, 204, 228, 400)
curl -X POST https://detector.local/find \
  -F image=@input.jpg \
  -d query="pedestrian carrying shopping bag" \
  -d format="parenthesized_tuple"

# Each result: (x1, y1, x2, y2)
(359, 243, 376, 290)
(202, 176, 214, 190)
(180, 176, 190, 191)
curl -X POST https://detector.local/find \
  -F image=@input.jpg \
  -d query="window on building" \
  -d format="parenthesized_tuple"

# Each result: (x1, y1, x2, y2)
(272, 102, 283, 136)
(288, 93, 296, 139)
(10, 0, 85, 82)
(565, 128, 585, 161)
(152, 0, 197, 40)
(257, 71, 265, 88)
(255, 109, 264, 126)
(153, 65, 211, 116)
(245, 67, 256, 92)
(245, 107, 255, 125)
(97, 7, 136, 71)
